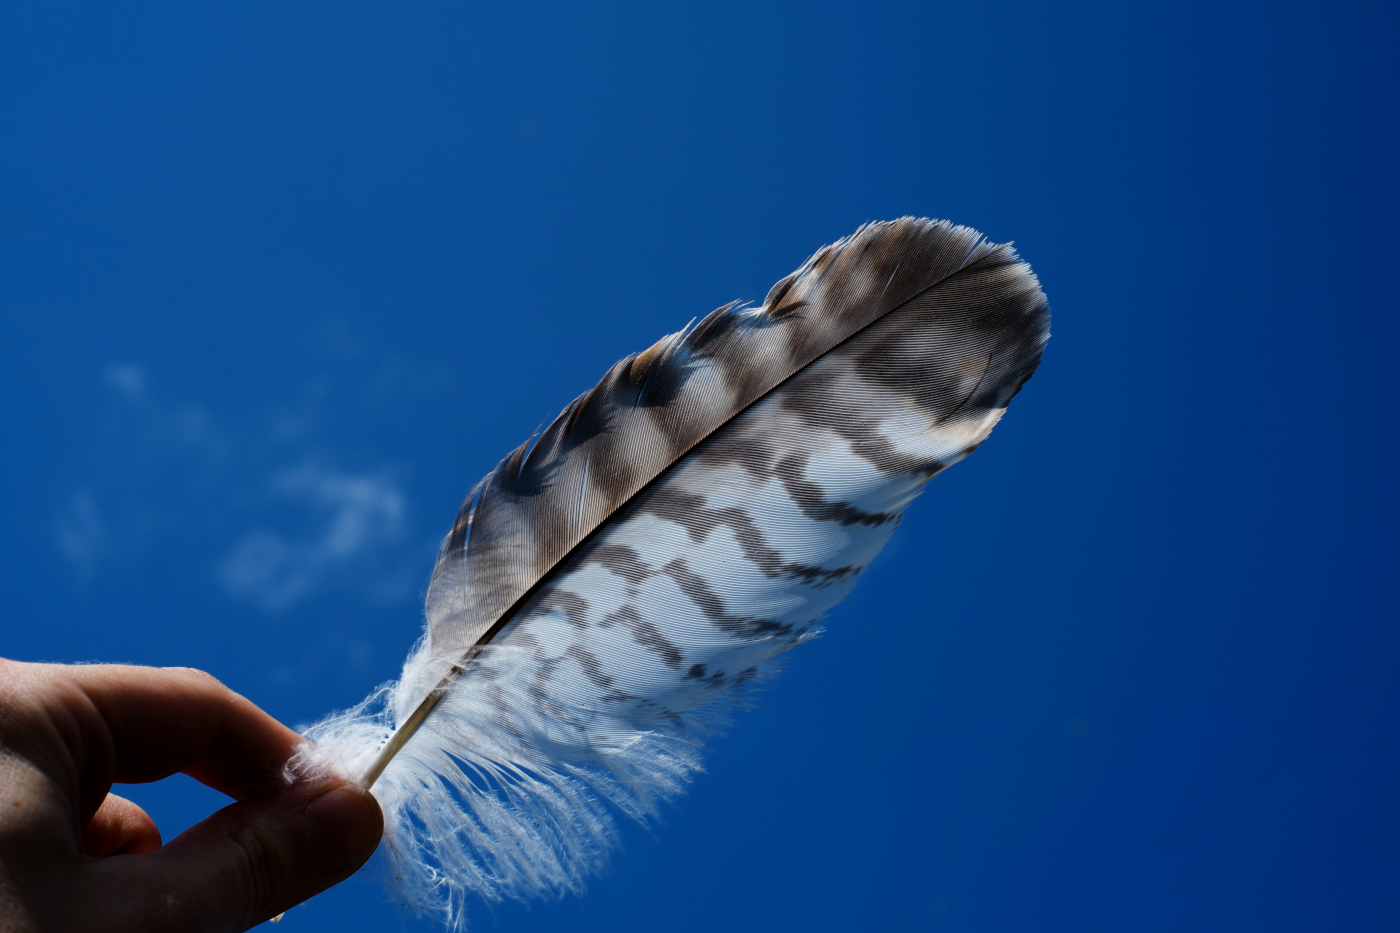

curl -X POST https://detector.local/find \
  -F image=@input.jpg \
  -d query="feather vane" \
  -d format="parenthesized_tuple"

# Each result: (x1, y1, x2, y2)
(299, 217, 1050, 927)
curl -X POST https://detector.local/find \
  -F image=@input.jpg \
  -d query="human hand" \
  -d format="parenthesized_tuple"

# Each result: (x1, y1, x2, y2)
(0, 658, 383, 932)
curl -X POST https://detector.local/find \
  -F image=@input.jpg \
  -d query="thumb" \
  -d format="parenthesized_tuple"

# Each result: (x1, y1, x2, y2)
(91, 779, 384, 932)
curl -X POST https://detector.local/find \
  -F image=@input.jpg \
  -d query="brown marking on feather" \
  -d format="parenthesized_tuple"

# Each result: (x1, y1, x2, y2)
(636, 483, 862, 587)
(763, 273, 797, 311)
(566, 644, 616, 689)
(602, 604, 684, 669)
(423, 217, 1048, 653)
(535, 590, 590, 628)
(662, 558, 788, 639)
(628, 339, 668, 383)
(590, 544, 653, 584)
(772, 454, 898, 528)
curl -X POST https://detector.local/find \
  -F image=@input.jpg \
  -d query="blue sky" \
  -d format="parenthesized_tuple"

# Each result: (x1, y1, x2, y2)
(2, 1, 1397, 931)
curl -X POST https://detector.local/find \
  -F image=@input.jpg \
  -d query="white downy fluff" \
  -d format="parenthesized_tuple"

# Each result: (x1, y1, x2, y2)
(294, 635, 784, 927)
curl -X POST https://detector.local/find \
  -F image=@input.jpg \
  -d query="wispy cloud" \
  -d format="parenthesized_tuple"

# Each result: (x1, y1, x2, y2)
(54, 328, 447, 611)
(104, 362, 147, 399)
(53, 491, 111, 580)
(217, 466, 407, 610)
(53, 363, 220, 579)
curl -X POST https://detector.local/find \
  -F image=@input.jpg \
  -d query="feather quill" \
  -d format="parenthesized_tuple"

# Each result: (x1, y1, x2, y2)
(297, 217, 1049, 926)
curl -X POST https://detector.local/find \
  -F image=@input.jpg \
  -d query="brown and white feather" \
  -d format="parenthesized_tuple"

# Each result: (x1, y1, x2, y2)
(299, 217, 1050, 929)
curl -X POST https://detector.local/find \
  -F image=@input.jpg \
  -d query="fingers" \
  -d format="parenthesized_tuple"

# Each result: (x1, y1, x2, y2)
(0, 659, 383, 932)
(84, 793, 162, 856)
(85, 778, 383, 932)
(62, 664, 304, 798)
(0, 659, 303, 833)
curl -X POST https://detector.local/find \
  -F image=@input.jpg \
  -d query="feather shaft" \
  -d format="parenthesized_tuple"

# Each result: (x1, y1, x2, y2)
(361, 671, 452, 788)
(301, 217, 1050, 929)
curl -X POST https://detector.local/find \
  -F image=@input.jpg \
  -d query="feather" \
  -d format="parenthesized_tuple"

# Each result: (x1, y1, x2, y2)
(296, 217, 1050, 927)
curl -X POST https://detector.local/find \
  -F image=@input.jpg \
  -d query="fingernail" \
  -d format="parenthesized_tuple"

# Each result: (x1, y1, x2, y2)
(303, 784, 383, 876)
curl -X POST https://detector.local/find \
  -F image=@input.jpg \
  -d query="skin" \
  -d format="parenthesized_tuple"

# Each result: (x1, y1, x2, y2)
(0, 658, 383, 932)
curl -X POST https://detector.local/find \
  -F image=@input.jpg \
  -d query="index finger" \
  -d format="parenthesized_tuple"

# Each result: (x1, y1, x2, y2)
(56, 662, 304, 798)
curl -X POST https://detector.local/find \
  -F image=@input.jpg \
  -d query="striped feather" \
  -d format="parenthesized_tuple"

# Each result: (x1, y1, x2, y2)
(299, 217, 1050, 927)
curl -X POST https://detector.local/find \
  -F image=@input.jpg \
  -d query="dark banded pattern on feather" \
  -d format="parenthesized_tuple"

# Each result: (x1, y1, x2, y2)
(426, 218, 1038, 652)
(302, 218, 1048, 926)
(445, 235, 1048, 734)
